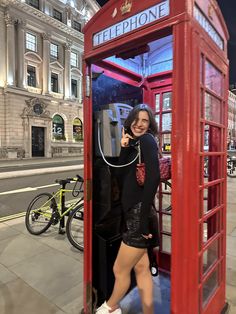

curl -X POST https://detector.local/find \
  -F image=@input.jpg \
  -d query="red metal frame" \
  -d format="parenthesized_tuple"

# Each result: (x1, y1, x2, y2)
(83, 1, 229, 313)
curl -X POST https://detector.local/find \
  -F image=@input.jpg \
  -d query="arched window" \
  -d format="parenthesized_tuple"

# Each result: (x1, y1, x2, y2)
(73, 118, 83, 141)
(52, 114, 65, 140)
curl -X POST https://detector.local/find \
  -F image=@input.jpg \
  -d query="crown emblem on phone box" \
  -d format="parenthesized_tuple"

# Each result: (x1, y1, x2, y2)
(120, 0, 132, 15)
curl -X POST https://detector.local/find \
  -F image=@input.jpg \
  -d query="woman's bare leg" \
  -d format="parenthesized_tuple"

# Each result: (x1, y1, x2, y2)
(106, 241, 146, 309)
(134, 252, 154, 314)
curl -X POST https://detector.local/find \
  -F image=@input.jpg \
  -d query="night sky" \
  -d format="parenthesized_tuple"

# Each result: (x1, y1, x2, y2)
(95, 0, 236, 85)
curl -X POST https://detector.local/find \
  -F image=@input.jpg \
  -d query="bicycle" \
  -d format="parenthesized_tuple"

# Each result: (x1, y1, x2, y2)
(25, 174, 84, 251)
(227, 155, 236, 178)
(154, 179, 172, 212)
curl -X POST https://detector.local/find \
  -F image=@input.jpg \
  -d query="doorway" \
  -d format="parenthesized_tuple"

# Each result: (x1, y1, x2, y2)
(32, 126, 45, 157)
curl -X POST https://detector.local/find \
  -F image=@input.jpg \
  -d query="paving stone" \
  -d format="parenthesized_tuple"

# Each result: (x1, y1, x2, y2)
(10, 249, 82, 301)
(0, 234, 50, 267)
(0, 222, 20, 241)
(0, 278, 63, 314)
(0, 264, 17, 284)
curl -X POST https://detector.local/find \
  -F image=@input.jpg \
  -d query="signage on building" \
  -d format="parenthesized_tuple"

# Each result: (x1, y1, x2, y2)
(93, 0, 170, 47)
(194, 5, 224, 50)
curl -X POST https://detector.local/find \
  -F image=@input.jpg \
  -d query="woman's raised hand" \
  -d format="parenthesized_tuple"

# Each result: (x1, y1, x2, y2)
(121, 127, 133, 147)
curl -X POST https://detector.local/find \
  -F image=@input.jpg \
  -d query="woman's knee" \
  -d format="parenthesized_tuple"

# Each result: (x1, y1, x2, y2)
(113, 259, 131, 279)
(134, 259, 150, 276)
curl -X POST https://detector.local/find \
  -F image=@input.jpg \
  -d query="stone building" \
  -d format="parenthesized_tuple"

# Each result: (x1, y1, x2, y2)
(0, 0, 100, 159)
(228, 90, 236, 149)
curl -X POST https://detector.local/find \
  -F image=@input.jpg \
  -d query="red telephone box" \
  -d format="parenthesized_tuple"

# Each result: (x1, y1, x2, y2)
(82, 0, 229, 313)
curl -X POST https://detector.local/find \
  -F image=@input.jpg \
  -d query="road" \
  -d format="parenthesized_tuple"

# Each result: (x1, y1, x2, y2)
(0, 169, 84, 218)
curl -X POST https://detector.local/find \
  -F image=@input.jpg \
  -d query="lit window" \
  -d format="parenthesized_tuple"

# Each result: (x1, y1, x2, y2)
(53, 9, 62, 22)
(27, 0, 39, 9)
(73, 20, 81, 32)
(71, 79, 78, 98)
(71, 52, 78, 67)
(51, 73, 58, 93)
(27, 65, 36, 87)
(26, 33, 37, 52)
(73, 118, 83, 141)
(50, 43, 58, 59)
(52, 115, 65, 140)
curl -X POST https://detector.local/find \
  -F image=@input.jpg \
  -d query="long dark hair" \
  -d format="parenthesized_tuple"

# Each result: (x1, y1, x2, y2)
(124, 104, 158, 136)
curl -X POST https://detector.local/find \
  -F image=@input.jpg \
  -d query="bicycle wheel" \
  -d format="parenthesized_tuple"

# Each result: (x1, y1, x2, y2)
(154, 180, 172, 212)
(25, 193, 57, 235)
(227, 160, 236, 178)
(66, 202, 84, 251)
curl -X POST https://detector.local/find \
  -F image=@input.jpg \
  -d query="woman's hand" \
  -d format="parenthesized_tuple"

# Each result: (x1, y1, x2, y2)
(141, 233, 153, 239)
(121, 127, 133, 147)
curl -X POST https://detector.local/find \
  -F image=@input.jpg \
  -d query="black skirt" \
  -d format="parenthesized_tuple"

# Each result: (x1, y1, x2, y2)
(122, 202, 160, 249)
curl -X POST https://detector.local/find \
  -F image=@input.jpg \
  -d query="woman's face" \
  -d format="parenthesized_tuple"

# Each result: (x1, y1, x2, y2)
(130, 110, 150, 138)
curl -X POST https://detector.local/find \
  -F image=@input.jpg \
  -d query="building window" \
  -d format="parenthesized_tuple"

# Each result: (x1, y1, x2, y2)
(26, 33, 37, 52)
(50, 43, 58, 59)
(73, 118, 83, 141)
(51, 73, 58, 93)
(71, 79, 78, 98)
(71, 52, 78, 67)
(27, 0, 39, 9)
(73, 20, 81, 32)
(27, 65, 36, 87)
(52, 115, 65, 140)
(53, 9, 62, 22)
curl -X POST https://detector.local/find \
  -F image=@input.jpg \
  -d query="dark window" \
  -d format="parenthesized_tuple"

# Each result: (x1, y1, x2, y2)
(53, 9, 62, 22)
(73, 21, 81, 32)
(27, 65, 36, 87)
(71, 79, 78, 98)
(51, 73, 58, 93)
(27, 0, 39, 9)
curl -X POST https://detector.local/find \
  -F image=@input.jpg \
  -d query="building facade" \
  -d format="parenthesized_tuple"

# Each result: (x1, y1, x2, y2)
(228, 90, 236, 149)
(0, 0, 99, 159)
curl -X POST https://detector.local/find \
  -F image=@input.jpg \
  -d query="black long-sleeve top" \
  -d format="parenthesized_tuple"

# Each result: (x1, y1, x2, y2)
(118, 133, 160, 235)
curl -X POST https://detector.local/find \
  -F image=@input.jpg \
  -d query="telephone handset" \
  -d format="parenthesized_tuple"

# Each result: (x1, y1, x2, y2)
(124, 127, 133, 137)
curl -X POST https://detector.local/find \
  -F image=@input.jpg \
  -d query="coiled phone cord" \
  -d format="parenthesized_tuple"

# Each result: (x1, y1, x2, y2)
(97, 119, 139, 168)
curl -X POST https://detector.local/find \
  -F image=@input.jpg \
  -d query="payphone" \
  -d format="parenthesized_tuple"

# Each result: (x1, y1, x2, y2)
(94, 103, 132, 157)
(93, 103, 133, 304)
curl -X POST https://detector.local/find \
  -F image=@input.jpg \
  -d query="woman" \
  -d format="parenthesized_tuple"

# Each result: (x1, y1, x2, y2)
(96, 104, 160, 314)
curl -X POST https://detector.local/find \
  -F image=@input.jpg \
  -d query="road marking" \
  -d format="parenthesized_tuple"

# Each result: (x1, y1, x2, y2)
(0, 212, 25, 222)
(34, 183, 59, 189)
(0, 183, 58, 195)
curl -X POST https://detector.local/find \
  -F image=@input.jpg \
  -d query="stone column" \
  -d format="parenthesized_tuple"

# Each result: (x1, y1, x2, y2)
(42, 32, 50, 95)
(39, 0, 45, 11)
(17, 19, 26, 88)
(64, 41, 72, 99)
(5, 13, 16, 86)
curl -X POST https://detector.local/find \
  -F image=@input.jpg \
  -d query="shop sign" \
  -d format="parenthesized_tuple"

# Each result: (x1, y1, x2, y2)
(93, 0, 169, 47)
(194, 5, 223, 50)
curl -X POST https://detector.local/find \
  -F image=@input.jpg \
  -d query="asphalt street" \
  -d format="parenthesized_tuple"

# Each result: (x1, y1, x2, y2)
(0, 157, 84, 219)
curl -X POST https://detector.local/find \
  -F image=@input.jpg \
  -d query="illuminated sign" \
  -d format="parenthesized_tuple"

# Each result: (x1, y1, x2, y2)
(194, 5, 224, 50)
(93, 0, 169, 47)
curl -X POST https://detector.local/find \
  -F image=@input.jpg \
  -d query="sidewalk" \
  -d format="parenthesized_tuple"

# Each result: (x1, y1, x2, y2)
(0, 156, 84, 179)
(0, 157, 235, 313)
(226, 176, 236, 313)
(0, 217, 84, 314)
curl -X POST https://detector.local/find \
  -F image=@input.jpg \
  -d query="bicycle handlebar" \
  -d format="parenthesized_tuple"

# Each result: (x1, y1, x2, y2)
(55, 174, 84, 185)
